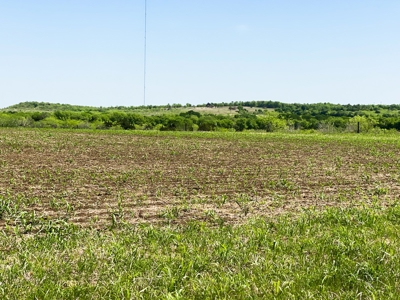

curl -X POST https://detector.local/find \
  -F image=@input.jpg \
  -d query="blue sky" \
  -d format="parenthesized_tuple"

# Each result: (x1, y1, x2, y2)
(1, 1, 399, 108)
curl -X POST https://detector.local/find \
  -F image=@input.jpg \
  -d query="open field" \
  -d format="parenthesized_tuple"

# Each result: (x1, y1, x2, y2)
(99, 105, 266, 116)
(1, 129, 400, 228)
(175, 106, 267, 116)
(1, 128, 400, 298)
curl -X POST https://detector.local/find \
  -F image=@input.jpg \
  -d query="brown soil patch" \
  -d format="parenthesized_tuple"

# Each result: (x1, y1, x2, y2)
(1, 129, 399, 228)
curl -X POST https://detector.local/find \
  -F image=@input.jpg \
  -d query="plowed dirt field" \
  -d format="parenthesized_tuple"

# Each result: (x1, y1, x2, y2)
(1, 129, 399, 229)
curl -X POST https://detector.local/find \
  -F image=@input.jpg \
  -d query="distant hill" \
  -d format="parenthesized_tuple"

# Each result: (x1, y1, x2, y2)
(3, 101, 133, 112)
(3, 100, 400, 118)
(1, 101, 263, 116)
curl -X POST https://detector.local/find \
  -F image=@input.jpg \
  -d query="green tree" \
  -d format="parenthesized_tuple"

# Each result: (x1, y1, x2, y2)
(234, 118, 247, 131)
(198, 116, 217, 131)
(347, 116, 377, 132)
(257, 111, 287, 132)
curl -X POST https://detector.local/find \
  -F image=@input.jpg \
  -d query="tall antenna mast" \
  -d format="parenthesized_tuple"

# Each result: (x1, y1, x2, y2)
(143, 0, 147, 106)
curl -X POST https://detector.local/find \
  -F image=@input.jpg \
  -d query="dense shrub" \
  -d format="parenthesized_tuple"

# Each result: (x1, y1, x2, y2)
(3, 101, 400, 132)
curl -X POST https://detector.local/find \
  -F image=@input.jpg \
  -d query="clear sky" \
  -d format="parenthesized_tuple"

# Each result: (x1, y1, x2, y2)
(1, 0, 399, 108)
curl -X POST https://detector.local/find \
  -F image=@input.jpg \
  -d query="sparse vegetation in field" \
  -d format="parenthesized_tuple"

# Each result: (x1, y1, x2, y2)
(2, 129, 400, 228)
(1, 128, 400, 298)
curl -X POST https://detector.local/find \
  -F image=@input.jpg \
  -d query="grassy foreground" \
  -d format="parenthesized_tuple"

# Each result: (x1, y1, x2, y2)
(0, 205, 399, 299)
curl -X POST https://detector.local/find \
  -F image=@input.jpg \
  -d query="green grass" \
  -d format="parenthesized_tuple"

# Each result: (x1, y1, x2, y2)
(1, 204, 399, 299)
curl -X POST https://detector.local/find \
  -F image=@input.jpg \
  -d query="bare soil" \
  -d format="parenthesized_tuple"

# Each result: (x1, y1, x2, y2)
(1, 129, 399, 228)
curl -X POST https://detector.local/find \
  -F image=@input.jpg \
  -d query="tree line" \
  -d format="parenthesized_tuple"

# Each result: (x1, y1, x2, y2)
(1, 101, 400, 132)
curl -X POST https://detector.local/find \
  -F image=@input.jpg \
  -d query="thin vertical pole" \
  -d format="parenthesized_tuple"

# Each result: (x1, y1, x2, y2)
(143, 0, 147, 106)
